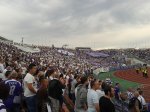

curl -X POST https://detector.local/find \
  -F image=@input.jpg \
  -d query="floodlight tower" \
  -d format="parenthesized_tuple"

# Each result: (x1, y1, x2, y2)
(21, 37, 24, 46)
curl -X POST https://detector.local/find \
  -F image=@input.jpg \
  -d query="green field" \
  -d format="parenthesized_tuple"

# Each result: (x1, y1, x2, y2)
(96, 72, 140, 92)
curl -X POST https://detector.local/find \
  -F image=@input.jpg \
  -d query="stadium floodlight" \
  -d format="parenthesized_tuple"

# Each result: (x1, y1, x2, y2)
(21, 37, 24, 46)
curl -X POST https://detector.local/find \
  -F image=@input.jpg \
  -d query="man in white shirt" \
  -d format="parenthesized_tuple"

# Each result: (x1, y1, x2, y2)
(87, 80, 100, 112)
(23, 63, 37, 112)
(138, 90, 147, 111)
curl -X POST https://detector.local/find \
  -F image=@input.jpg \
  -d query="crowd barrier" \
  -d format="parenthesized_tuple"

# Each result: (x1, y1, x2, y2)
(109, 64, 142, 71)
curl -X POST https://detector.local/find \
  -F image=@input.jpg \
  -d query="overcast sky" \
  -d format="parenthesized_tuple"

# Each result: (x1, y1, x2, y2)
(1, 0, 150, 49)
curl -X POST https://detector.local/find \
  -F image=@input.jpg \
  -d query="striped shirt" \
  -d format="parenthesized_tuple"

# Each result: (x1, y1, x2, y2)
(0, 99, 6, 112)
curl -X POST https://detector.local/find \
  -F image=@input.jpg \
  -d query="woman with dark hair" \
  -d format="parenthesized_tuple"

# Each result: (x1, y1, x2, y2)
(37, 75, 49, 112)
(45, 69, 55, 80)
(0, 82, 10, 112)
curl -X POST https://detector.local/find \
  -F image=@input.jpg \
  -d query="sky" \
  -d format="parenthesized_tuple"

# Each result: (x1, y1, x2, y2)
(1, 0, 150, 49)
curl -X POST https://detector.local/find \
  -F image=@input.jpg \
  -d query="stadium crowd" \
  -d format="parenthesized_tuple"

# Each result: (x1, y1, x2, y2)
(0, 41, 149, 112)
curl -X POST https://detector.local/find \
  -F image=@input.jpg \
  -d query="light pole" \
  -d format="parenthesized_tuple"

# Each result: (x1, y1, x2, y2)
(21, 37, 24, 46)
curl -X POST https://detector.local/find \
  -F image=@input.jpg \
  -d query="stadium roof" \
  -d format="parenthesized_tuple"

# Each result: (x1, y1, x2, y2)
(0, 36, 9, 41)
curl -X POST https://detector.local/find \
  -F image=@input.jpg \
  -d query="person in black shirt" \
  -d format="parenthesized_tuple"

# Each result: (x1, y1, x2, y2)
(0, 82, 9, 112)
(99, 85, 115, 112)
(48, 70, 65, 112)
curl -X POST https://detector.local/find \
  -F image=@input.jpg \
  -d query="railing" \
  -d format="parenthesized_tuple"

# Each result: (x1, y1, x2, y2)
(109, 64, 142, 71)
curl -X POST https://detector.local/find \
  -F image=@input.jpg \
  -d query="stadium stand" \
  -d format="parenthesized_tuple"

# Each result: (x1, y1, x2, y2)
(0, 37, 150, 112)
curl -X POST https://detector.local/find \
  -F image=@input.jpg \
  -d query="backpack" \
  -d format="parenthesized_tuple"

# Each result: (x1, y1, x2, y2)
(128, 97, 142, 110)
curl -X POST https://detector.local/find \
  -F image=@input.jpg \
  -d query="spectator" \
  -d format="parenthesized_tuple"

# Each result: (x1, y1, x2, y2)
(23, 63, 38, 112)
(2, 66, 12, 81)
(59, 74, 71, 112)
(127, 88, 134, 100)
(114, 83, 121, 100)
(70, 75, 79, 104)
(48, 69, 65, 112)
(4, 71, 12, 81)
(0, 82, 10, 112)
(138, 90, 147, 112)
(4, 71, 22, 112)
(15, 68, 23, 82)
(0, 58, 4, 81)
(75, 76, 81, 88)
(105, 78, 112, 85)
(0, 58, 4, 73)
(87, 80, 100, 112)
(45, 69, 55, 80)
(96, 81, 105, 100)
(75, 76, 88, 112)
(88, 75, 95, 89)
(120, 92, 128, 101)
(37, 75, 49, 112)
(99, 85, 115, 112)
(129, 91, 142, 112)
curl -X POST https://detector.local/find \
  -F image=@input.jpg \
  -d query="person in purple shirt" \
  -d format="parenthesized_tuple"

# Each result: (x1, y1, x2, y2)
(114, 83, 120, 100)
(4, 71, 22, 112)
